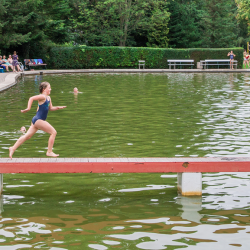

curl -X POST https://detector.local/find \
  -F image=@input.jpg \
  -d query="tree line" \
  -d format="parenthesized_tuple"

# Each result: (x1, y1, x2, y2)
(0, 0, 249, 58)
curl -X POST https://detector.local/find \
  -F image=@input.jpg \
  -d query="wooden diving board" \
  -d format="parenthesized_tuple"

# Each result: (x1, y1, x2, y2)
(0, 157, 250, 173)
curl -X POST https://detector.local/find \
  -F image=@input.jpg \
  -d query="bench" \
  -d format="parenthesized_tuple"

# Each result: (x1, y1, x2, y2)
(168, 59, 194, 69)
(24, 59, 47, 70)
(201, 59, 238, 69)
(138, 60, 145, 69)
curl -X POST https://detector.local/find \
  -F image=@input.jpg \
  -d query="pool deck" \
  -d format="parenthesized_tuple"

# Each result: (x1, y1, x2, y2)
(1, 68, 250, 92)
(0, 157, 250, 173)
(0, 72, 20, 92)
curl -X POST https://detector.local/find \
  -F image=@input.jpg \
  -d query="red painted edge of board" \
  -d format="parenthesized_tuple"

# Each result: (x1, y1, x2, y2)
(0, 161, 249, 173)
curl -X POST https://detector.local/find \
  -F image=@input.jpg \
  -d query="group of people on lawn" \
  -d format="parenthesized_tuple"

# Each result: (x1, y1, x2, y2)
(0, 51, 20, 72)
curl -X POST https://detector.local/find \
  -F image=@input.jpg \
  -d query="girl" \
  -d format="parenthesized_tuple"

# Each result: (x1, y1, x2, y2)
(244, 50, 250, 68)
(227, 51, 236, 69)
(12, 51, 20, 72)
(9, 82, 66, 159)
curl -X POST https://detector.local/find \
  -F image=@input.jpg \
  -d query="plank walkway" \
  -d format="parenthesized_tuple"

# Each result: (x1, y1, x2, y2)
(0, 157, 250, 173)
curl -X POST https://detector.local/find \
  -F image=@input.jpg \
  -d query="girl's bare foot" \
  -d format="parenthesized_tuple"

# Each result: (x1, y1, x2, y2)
(9, 147, 14, 159)
(46, 152, 59, 157)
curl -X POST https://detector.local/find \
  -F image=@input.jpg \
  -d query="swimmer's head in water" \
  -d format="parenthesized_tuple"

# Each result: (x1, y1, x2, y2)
(39, 82, 50, 93)
(20, 126, 26, 133)
(74, 87, 78, 93)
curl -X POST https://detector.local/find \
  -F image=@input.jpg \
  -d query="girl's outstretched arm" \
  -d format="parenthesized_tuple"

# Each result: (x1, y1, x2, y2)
(50, 106, 67, 111)
(21, 94, 46, 113)
(49, 98, 67, 111)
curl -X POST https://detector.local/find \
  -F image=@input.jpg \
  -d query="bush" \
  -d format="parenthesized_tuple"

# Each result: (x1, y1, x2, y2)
(48, 46, 244, 69)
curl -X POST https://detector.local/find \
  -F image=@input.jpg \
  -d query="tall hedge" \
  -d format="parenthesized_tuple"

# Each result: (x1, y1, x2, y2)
(47, 46, 244, 69)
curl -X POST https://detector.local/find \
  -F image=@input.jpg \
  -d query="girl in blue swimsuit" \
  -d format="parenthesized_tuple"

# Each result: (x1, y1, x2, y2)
(9, 82, 66, 159)
(227, 51, 236, 69)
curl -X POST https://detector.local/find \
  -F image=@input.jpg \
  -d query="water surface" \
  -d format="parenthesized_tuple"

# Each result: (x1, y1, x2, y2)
(0, 73, 250, 249)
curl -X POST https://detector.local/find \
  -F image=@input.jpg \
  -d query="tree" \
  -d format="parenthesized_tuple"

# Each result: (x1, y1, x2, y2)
(42, 0, 72, 44)
(0, 0, 40, 50)
(144, 0, 170, 48)
(235, 0, 250, 47)
(236, 0, 250, 29)
(0, 0, 72, 58)
(200, 0, 238, 48)
(70, 0, 119, 46)
(168, 1, 202, 48)
(70, 0, 170, 47)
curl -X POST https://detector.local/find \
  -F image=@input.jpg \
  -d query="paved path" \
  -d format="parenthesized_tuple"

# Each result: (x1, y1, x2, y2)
(1, 68, 250, 92)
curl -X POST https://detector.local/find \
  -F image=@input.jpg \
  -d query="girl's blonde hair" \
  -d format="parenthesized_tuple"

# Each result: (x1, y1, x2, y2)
(39, 82, 50, 93)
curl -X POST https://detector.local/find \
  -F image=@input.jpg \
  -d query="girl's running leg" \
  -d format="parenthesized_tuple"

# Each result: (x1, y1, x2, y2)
(34, 120, 59, 157)
(9, 124, 38, 159)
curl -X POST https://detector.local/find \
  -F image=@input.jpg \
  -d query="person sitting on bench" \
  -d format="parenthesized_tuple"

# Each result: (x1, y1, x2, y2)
(1, 55, 13, 71)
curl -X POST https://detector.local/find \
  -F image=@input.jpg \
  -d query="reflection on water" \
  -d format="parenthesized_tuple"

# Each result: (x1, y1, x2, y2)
(176, 196, 203, 223)
(0, 73, 250, 248)
(0, 173, 248, 248)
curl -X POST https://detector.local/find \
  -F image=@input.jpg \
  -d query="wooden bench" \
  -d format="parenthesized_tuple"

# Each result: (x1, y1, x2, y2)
(24, 59, 47, 70)
(168, 59, 194, 69)
(201, 59, 238, 69)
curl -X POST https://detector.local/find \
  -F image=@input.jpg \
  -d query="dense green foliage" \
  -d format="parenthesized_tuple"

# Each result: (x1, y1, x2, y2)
(48, 46, 243, 69)
(168, 1, 203, 48)
(0, 0, 248, 63)
(200, 0, 238, 48)
(71, 0, 170, 47)
(236, 0, 250, 34)
(0, 0, 72, 59)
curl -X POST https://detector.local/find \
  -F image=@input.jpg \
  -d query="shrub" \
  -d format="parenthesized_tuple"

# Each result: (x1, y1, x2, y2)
(48, 46, 244, 69)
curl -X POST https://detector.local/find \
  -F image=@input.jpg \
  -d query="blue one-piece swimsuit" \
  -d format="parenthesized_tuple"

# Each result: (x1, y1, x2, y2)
(32, 97, 50, 125)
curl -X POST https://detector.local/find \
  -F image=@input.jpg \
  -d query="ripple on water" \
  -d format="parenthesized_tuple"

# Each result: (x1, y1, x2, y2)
(0, 73, 250, 249)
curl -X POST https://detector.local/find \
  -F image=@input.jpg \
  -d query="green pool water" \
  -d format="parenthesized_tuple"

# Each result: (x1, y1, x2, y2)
(0, 73, 250, 249)
(2, 73, 250, 158)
